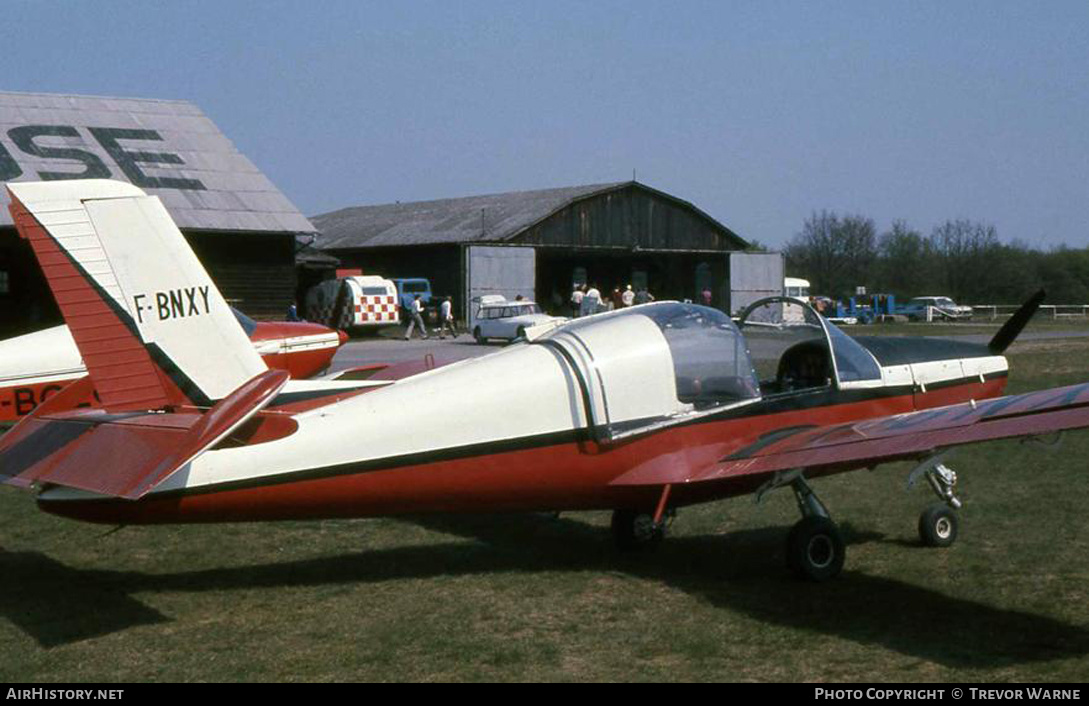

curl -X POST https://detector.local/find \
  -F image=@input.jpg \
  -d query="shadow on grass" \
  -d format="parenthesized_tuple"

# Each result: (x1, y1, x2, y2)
(0, 551, 168, 648)
(3, 513, 1087, 668)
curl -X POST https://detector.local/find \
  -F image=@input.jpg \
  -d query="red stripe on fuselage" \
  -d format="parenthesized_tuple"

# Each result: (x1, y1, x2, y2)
(38, 376, 1007, 525)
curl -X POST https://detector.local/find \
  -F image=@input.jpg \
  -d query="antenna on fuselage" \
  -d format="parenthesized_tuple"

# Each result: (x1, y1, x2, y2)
(988, 289, 1046, 355)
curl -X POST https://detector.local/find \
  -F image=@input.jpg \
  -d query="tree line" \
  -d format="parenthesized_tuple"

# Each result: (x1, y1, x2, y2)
(781, 211, 1089, 304)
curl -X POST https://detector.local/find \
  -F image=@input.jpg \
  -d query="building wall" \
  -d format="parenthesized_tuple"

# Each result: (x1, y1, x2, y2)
(0, 228, 297, 337)
(186, 232, 297, 320)
(516, 184, 742, 251)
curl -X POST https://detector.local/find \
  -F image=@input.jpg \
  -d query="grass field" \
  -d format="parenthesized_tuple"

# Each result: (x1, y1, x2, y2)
(2, 336, 1089, 682)
(850, 316, 1089, 338)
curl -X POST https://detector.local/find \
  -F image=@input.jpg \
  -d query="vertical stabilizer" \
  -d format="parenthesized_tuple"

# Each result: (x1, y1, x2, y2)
(7, 180, 266, 411)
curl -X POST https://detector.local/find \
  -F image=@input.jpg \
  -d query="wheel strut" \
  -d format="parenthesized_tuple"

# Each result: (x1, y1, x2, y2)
(907, 456, 962, 509)
(791, 475, 830, 519)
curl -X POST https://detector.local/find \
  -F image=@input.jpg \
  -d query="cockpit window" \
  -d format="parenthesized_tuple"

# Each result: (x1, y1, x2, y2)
(545, 303, 760, 410)
(740, 299, 833, 395)
(739, 297, 883, 391)
(644, 304, 760, 407)
(825, 322, 882, 382)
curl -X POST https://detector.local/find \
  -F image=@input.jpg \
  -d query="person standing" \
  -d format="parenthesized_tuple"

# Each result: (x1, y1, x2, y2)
(439, 296, 457, 339)
(404, 294, 429, 340)
(621, 285, 635, 308)
(581, 283, 601, 317)
(570, 285, 585, 318)
(701, 286, 713, 307)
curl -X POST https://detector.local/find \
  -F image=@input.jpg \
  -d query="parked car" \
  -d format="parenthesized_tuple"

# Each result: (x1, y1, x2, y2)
(472, 297, 566, 343)
(900, 296, 973, 322)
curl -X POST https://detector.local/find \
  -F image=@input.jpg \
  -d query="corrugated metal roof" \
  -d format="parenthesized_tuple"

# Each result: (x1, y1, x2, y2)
(0, 91, 314, 234)
(312, 182, 632, 248)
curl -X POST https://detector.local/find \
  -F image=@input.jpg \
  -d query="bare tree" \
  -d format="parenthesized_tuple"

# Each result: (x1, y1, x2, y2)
(928, 220, 1000, 301)
(877, 220, 933, 298)
(785, 211, 877, 298)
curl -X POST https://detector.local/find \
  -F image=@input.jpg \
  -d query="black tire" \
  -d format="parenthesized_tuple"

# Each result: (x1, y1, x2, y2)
(473, 326, 485, 344)
(611, 509, 665, 551)
(918, 503, 958, 548)
(514, 326, 526, 342)
(786, 516, 845, 582)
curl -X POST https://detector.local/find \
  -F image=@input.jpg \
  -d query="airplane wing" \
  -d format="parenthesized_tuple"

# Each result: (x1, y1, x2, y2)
(610, 382, 1089, 487)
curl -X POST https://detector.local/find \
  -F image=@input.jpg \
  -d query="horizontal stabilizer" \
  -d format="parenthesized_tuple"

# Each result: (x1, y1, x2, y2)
(0, 370, 289, 499)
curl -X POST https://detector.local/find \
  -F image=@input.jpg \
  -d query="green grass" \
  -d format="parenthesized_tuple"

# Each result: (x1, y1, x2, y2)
(849, 316, 1089, 338)
(2, 337, 1089, 681)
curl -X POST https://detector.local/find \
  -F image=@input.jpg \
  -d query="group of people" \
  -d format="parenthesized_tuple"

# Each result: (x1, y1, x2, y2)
(569, 283, 654, 318)
(403, 295, 458, 340)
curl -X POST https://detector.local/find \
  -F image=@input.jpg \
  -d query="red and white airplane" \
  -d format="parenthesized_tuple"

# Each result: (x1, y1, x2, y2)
(2, 180, 1087, 582)
(0, 313, 348, 423)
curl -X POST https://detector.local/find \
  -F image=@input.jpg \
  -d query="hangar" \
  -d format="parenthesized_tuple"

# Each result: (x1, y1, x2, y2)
(0, 91, 315, 338)
(312, 181, 778, 321)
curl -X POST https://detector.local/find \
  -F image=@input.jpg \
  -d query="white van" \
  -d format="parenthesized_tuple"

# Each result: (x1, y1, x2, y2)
(784, 277, 811, 301)
(306, 275, 400, 330)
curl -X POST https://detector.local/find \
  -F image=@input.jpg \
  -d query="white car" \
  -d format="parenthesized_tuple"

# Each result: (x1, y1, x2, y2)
(903, 296, 974, 321)
(472, 299, 566, 343)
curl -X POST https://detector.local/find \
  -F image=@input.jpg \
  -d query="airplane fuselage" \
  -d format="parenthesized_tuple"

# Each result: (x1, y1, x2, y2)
(35, 310, 1008, 525)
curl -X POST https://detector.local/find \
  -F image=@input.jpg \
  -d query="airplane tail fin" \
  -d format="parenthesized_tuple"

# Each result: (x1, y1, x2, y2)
(7, 180, 267, 412)
(988, 289, 1046, 355)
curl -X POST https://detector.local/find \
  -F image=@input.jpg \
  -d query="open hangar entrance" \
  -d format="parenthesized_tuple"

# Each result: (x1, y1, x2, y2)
(534, 246, 730, 312)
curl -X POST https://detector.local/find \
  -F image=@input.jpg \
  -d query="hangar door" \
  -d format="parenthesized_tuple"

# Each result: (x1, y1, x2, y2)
(729, 251, 785, 315)
(465, 245, 536, 328)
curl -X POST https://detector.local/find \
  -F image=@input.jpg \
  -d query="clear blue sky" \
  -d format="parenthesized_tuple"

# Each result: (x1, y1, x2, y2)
(6, 0, 1088, 248)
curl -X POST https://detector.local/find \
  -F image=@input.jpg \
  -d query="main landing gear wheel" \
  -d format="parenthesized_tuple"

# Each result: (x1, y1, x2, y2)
(918, 503, 959, 548)
(611, 509, 665, 550)
(786, 516, 845, 582)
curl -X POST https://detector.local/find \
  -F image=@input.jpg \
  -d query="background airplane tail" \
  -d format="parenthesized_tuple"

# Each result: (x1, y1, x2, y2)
(7, 180, 266, 411)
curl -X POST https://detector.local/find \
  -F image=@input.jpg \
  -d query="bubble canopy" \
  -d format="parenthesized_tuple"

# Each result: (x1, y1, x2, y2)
(533, 300, 885, 441)
(540, 302, 761, 413)
(738, 297, 882, 393)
